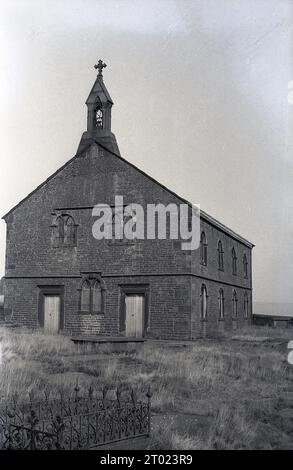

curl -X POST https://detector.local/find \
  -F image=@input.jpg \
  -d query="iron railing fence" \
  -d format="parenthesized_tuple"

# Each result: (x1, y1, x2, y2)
(0, 384, 152, 450)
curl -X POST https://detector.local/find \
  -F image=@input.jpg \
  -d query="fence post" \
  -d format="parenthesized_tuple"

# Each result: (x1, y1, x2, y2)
(74, 382, 80, 415)
(52, 415, 65, 450)
(5, 409, 15, 450)
(102, 386, 108, 408)
(59, 389, 64, 419)
(131, 388, 137, 436)
(102, 386, 108, 443)
(88, 385, 93, 401)
(116, 385, 122, 440)
(146, 386, 152, 436)
(28, 409, 38, 450)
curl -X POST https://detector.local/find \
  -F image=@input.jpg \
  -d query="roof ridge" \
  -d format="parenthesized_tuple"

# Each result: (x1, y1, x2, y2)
(94, 140, 254, 248)
(2, 140, 254, 248)
(1, 141, 94, 220)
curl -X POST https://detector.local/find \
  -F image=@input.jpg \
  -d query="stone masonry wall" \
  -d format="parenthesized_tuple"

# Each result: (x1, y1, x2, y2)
(3, 142, 253, 338)
(4, 275, 192, 340)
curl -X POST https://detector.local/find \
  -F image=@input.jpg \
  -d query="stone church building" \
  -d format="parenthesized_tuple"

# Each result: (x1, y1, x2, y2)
(2, 62, 253, 340)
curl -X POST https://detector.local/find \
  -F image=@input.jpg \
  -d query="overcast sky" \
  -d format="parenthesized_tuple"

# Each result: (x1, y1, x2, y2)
(0, 0, 292, 305)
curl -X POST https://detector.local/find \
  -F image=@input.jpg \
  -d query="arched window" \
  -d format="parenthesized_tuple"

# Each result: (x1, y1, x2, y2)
(64, 215, 76, 246)
(80, 276, 104, 314)
(232, 289, 238, 317)
(94, 106, 103, 128)
(217, 240, 224, 271)
(200, 231, 208, 266)
(53, 215, 77, 247)
(81, 280, 91, 313)
(244, 292, 249, 319)
(201, 284, 208, 320)
(232, 247, 237, 275)
(55, 215, 64, 246)
(218, 288, 224, 319)
(243, 254, 248, 278)
(92, 280, 102, 313)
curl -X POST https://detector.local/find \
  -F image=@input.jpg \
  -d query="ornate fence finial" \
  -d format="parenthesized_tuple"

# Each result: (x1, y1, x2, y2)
(116, 384, 122, 405)
(146, 385, 152, 401)
(102, 385, 108, 405)
(59, 388, 64, 403)
(131, 388, 137, 405)
(44, 389, 50, 403)
(29, 390, 35, 404)
(28, 408, 39, 427)
(7, 408, 16, 419)
(88, 385, 93, 400)
(74, 382, 80, 401)
(12, 392, 19, 406)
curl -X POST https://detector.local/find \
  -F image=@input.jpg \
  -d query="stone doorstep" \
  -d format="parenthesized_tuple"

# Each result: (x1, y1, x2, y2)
(70, 336, 146, 354)
(71, 336, 146, 344)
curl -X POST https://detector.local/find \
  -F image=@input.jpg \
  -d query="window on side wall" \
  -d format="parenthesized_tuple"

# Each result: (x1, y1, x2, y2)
(244, 292, 249, 319)
(243, 254, 248, 278)
(232, 289, 238, 317)
(201, 284, 208, 320)
(217, 240, 224, 271)
(218, 288, 225, 319)
(232, 247, 237, 275)
(200, 231, 208, 266)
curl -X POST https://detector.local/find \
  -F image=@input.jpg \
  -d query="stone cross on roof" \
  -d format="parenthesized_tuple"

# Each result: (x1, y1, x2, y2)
(94, 60, 107, 78)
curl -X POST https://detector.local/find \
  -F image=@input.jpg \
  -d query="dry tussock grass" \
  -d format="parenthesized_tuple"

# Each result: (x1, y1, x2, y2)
(0, 325, 293, 449)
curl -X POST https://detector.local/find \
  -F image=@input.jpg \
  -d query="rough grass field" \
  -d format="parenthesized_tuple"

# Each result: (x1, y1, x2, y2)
(0, 326, 293, 450)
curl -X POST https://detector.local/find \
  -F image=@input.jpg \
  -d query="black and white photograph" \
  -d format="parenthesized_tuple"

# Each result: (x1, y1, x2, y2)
(0, 0, 292, 455)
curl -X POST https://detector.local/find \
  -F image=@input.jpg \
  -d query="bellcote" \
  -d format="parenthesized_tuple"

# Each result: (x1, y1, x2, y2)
(86, 60, 113, 133)
(77, 60, 120, 155)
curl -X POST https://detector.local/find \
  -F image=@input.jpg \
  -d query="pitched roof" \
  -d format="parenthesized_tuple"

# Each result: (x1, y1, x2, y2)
(86, 76, 113, 105)
(2, 140, 254, 248)
(1, 141, 93, 220)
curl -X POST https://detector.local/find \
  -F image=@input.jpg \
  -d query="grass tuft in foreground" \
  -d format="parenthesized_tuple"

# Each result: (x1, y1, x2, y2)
(0, 325, 293, 449)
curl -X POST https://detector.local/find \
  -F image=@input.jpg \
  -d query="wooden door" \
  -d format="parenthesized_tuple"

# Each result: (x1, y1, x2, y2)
(44, 295, 60, 333)
(125, 294, 145, 337)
